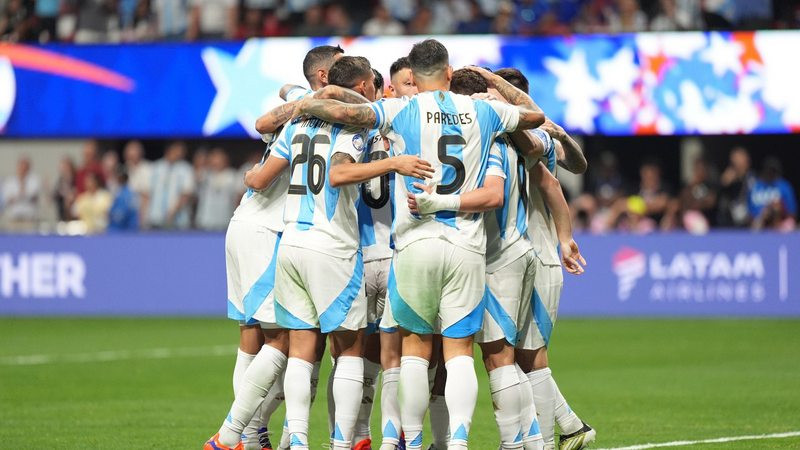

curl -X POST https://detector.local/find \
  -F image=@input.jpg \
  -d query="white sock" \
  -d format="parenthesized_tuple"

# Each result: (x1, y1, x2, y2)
(489, 365, 524, 449)
(444, 355, 478, 450)
(429, 394, 450, 448)
(310, 361, 321, 403)
(220, 344, 287, 447)
(354, 360, 380, 442)
(516, 365, 542, 450)
(331, 356, 364, 449)
(284, 357, 313, 449)
(551, 374, 582, 435)
(233, 349, 262, 449)
(380, 367, 401, 449)
(399, 356, 430, 450)
(259, 372, 285, 427)
(278, 417, 290, 450)
(529, 368, 558, 446)
(327, 360, 336, 437)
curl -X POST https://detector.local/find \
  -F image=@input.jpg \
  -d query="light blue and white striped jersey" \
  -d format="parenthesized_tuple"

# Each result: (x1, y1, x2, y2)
(272, 116, 369, 259)
(526, 129, 561, 266)
(484, 135, 533, 273)
(231, 140, 289, 233)
(357, 130, 394, 262)
(369, 90, 520, 254)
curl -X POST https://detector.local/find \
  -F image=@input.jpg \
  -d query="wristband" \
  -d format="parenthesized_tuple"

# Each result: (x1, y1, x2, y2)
(415, 191, 461, 214)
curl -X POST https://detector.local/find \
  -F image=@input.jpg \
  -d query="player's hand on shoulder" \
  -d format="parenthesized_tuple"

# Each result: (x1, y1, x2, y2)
(560, 238, 587, 275)
(471, 92, 498, 102)
(392, 155, 434, 179)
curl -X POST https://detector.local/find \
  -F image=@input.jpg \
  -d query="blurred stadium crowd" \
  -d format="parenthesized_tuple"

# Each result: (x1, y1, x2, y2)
(1, 139, 795, 234)
(1, 0, 798, 43)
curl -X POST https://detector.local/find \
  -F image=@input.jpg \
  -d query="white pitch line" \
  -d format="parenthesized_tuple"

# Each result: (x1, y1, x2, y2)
(0, 345, 237, 366)
(596, 431, 800, 450)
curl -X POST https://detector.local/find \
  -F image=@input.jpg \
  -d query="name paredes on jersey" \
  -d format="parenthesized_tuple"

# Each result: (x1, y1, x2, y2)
(426, 111, 473, 125)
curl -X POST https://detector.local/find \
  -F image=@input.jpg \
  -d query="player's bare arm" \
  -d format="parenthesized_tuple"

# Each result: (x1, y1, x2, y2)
(292, 97, 377, 128)
(530, 161, 586, 274)
(541, 118, 587, 174)
(313, 85, 371, 104)
(255, 101, 298, 135)
(328, 152, 434, 187)
(508, 130, 545, 163)
(468, 65, 546, 130)
(407, 176, 504, 215)
(244, 155, 290, 191)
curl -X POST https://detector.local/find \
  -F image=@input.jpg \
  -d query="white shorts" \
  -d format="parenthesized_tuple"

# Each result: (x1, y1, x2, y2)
(273, 245, 367, 333)
(225, 220, 281, 327)
(517, 258, 564, 350)
(383, 238, 485, 338)
(476, 249, 536, 345)
(364, 258, 390, 334)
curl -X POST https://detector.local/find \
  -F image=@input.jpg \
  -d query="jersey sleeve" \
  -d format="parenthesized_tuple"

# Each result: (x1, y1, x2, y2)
(529, 128, 557, 172)
(270, 124, 293, 160)
(368, 97, 411, 133)
(285, 86, 313, 102)
(486, 139, 507, 179)
(333, 129, 368, 162)
(477, 99, 521, 134)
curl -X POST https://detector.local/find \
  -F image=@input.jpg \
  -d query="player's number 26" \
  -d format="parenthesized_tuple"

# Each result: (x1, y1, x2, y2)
(288, 134, 328, 196)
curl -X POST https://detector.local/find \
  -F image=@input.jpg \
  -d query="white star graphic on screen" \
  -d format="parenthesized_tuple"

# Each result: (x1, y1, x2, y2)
(700, 32, 744, 77)
(544, 49, 603, 133)
(201, 40, 283, 138)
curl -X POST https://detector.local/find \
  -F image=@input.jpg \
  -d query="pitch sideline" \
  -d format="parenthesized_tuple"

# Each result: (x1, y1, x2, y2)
(597, 430, 800, 449)
(0, 345, 237, 366)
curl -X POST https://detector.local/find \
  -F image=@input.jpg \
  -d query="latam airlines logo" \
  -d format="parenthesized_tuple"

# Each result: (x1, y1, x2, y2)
(612, 246, 779, 304)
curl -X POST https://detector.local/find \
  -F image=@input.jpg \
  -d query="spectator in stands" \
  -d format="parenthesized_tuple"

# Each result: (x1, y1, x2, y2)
(382, 0, 417, 22)
(577, 151, 628, 233)
(407, 5, 435, 35)
(717, 146, 755, 227)
(325, 3, 357, 36)
(491, 0, 517, 34)
(72, 0, 119, 43)
(574, 0, 611, 33)
(293, 4, 333, 37)
(75, 140, 105, 195)
(748, 157, 797, 229)
(609, 195, 657, 234)
(362, 4, 404, 36)
(143, 141, 195, 230)
(650, 0, 702, 31)
(123, 0, 157, 41)
(515, 0, 551, 34)
(235, 7, 265, 39)
(458, 0, 492, 34)
(196, 148, 237, 231)
(638, 158, 673, 225)
(431, 0, 471, 34)
(54, 156, 77, 222)
(123, 140, 151, 226)
(606, 0, 648, 32)
(108, 170, 139, 231)
(101, 150, 120, 194)
(187, 0, 237, 41)
(669, 158, 717, 233)
(72, 172, 111, 234)
(1, 156, 40, 230)
(34, 0, 60, 42)
(0, 0, 34, 41)
(152, 0, 188, 40)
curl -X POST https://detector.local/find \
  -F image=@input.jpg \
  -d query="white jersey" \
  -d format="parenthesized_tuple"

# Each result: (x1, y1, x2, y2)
(272, 116, 369, 259)
(484, 135, 533, 273)
(369, 90, 520, 254)
(230, 143, 289, 233)
(357, 129, 394, 262)
(527, 129, 561, 266)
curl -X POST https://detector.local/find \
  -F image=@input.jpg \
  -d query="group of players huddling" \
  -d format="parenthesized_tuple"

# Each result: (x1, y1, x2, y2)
(205, 38, 595, 450)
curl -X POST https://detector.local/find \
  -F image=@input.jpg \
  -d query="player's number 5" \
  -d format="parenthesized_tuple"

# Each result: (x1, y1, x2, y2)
(436, 135, 466, 194)
(288, 134, 328, 195)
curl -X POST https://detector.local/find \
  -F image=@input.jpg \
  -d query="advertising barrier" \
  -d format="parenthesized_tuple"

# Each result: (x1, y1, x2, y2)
(2, 31, 800, 138)
(0, 232, 797, 317)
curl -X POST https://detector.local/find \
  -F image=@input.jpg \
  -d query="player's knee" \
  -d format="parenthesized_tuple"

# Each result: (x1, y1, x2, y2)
(479, 339, 515, 372)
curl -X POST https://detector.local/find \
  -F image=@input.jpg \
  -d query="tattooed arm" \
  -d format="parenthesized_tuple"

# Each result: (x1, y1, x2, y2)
(540, 119, 587, 174)
(313, 85, 371, 104)
(292, 97, 377, 128)
(328, 152, 434, 187)
(469, 66, 546, 130)
(255, 101, 298, 135)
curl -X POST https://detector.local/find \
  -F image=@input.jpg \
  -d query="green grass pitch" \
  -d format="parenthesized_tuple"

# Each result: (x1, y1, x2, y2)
(1, 318, 799, 449)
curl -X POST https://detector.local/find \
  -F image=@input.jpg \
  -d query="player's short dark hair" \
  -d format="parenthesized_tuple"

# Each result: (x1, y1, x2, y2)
(302, 45, 344, 83)
(372, 68, 384, 93)
(408, 39, 449, 77)
(389, 56, 411, 78)
(450, 68, 488, 96)
(494, 67, 529, 94)
(327, 56, 373, 89)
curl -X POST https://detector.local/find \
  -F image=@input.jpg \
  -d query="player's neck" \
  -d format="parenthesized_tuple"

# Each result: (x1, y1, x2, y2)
(415, 80, 449, 93)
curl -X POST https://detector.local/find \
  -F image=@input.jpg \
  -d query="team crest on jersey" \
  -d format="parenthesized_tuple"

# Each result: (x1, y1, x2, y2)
(352, 133, 365, 150)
